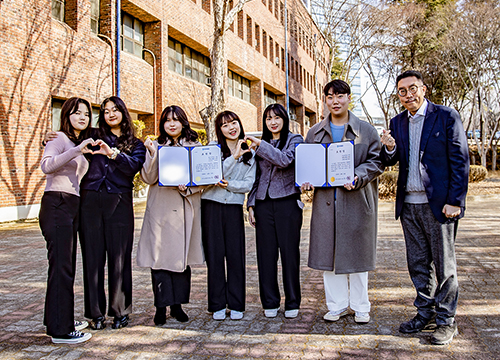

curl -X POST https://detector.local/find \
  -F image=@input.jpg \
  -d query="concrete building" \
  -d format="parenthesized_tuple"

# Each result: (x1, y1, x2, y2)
(0, 0, 330, 221)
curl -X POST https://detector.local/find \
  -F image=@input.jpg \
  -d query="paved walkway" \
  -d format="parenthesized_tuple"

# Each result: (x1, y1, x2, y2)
(0, 196, 499, 359)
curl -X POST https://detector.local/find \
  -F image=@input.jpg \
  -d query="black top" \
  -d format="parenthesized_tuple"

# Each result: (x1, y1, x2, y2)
(81, 132, 146, 193)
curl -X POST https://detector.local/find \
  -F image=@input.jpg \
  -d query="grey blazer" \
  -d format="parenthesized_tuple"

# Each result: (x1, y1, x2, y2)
(247, 132, 304, 208)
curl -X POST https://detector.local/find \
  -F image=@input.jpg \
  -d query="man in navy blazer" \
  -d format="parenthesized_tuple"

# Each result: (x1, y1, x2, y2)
(380, 70, 469, 345)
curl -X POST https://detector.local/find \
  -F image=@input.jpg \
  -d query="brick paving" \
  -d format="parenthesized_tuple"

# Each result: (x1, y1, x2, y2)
(0, 195, 499, 359)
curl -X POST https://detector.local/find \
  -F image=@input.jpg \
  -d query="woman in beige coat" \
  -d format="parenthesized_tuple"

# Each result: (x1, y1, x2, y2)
(137, 106, 204, 325)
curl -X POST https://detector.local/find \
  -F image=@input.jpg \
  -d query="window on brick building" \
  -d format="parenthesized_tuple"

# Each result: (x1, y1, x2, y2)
(51, 0, 65, 22)
(246, 16, 252, 46)
(280, 2, 284, 25)
(264, 89, 277, 108)
(255, 24, 260, 52)
(268, 0, 273, 13)
(237, 11, 244, 39)
(228, 0, 234, 32)
(275, 43, 279, 67)
(122, 13, 144, 58)
(228, 70, 251, 102)
(90, 0, 100, 34)
(269, 37, 273, 63)
(274, 0, 278, 19)
(168, 38, 211, 85)
(281, 47, 285, 71)
(262, 31, 267, 58)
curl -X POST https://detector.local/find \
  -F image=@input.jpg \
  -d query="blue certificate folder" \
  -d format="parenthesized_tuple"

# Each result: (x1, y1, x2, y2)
(295, 142, 354, 187)
(158, 145, 222, 186)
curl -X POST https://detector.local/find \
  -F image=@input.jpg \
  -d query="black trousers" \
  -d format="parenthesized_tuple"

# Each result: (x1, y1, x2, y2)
(254, 195, 303, 310)
(201, 200, 246, 312)
(79, 188, 134, 319)
(39, 191, 79, 337)
(401, 203, 459, 325)
(151, 267, 191, 307)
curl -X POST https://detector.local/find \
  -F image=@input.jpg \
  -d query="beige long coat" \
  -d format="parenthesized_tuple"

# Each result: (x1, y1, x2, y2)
(136, 140, 204, 272)
(306, 112, 384, 274)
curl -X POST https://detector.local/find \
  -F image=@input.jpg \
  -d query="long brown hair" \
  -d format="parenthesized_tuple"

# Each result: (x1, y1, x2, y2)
(59, 97, 92, 145)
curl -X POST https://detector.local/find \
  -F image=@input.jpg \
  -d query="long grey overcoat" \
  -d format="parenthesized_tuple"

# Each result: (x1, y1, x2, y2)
(306, 112, 384, 274)
(136, 139, 204, 272)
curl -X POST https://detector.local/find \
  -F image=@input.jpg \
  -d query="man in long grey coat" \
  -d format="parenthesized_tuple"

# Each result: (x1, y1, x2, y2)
(301, 80, 383, 324)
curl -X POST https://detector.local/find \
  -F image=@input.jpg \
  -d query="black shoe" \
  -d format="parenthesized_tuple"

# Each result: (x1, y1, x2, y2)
(170, 304, 189, 322)
(154, 307, 167, 325)
(90, 316, 106, 330)
(52, 330, 92, 344)
(431, 322, 458, 345)
(112, 315, 129, 329)
(399, 314, 434, 333)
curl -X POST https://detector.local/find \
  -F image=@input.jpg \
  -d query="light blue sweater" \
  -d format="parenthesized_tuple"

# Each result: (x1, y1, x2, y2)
(201, 150, 256, 205)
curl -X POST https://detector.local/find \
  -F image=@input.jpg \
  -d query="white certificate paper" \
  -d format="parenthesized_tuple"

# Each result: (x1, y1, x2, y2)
(158, 146, 190, 186)
(190, 146, 222, 186)
(327, 142, 354, 187)
(295, 143, 327, 187)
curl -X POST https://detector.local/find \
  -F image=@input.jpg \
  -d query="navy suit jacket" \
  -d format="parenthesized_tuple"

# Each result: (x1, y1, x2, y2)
(380, 101, 469, 224)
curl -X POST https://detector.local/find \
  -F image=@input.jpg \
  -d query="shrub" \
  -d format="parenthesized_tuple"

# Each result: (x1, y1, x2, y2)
(196, 129, 208, 145)
(469, 165, 487, 183)
(378, 171, 398, 198)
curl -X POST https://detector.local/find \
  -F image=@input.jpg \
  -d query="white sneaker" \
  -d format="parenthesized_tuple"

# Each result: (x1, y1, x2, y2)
(212, 309, 226, 320)
(264, 308, 279, 318)
(355, 311, 370, 324)
(230, 310, 244, 320)
(52, 330, 92, 344)
(323, 308, 348, 322)
(74, 320, 88, 331)
(284, 309, 299, 318)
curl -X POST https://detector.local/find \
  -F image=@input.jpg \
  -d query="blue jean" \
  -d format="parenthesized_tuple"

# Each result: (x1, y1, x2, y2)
(400, 203, 458, 325)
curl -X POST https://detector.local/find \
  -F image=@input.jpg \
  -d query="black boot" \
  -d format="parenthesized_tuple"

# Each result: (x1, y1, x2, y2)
(170, 304, 189, 322)
(154, 306, 167, 325)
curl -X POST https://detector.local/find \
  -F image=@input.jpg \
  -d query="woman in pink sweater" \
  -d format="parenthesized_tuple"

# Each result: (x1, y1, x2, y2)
(39, 97, 95, 344)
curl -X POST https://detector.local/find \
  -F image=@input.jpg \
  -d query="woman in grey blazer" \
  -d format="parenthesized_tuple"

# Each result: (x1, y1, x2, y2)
(246, 104, 304, 319)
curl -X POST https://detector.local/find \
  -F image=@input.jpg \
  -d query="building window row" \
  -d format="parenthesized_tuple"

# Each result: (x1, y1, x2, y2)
(168, 38, 211, 86)
(51, 0, 100, 34)
(122, 12, 144, 58)
(228, 70, 251, 102)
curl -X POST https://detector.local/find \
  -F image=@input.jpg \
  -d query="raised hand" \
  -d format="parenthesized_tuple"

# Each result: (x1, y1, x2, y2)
(144, 138, 156, 156)
(233, 139, 251, 159)
(79, 138, 96, 154)
(92, 139, 113, 156)
(245, 135, 261, 150)
(381, 129, 396, 151)
(300, 182, 315, 193)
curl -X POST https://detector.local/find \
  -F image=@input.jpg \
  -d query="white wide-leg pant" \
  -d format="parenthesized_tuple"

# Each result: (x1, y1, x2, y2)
(323, 271, 370, 313)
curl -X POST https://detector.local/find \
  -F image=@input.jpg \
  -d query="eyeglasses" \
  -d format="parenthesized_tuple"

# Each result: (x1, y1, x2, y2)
(397, 85, 423, 97)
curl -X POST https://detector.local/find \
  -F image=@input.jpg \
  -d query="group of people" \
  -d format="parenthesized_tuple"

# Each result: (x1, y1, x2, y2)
(39, 70, 469, 347)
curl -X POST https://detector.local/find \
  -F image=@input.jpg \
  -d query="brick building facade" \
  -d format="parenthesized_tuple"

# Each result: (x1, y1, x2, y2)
(0, 0, 330, 221)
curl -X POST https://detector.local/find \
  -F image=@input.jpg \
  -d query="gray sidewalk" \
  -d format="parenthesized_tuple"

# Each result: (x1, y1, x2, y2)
(0, 196, 499, 359)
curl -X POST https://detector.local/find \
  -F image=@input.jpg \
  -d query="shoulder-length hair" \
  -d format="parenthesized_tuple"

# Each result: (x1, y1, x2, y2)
(157, 105, 198, 146)
(261, 103, 290, 151)
(215, 110, 252, 165)
(97, 96, 136, 153)
(59, 97, 92, 145)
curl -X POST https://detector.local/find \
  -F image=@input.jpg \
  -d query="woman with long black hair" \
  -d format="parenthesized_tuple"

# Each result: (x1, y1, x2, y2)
(79, 96, 146, 330)
(201, 111, 256, 321)
(39, 97, 94, 343)
(246, 104, 304, 319)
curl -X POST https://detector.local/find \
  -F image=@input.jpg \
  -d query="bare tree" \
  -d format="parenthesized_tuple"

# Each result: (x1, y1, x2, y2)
(200, 0, 253, 142)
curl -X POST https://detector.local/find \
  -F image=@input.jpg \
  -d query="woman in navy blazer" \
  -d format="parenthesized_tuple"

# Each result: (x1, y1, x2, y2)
(246, 104, 304, 319)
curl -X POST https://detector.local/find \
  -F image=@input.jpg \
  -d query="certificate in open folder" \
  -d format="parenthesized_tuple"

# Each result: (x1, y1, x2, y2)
(158, 145, 223, 186)
(295, 142, 354, 187)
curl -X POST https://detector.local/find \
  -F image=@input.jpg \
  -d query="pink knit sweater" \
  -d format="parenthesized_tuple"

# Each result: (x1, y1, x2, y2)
(40, 132, 89, 196)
